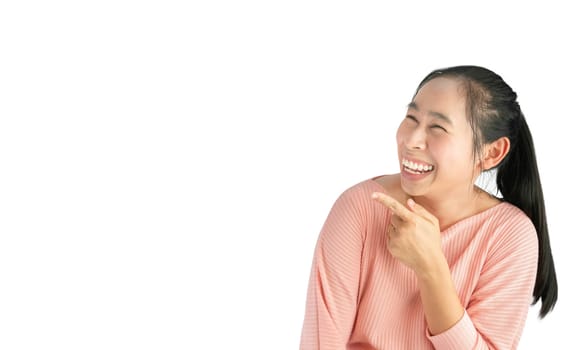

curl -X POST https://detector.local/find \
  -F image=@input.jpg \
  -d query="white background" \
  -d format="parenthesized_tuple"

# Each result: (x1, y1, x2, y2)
(1, 1, 574, 349)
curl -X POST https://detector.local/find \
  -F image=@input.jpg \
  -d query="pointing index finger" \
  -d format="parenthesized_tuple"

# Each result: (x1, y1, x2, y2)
(371, 192, 413, 220)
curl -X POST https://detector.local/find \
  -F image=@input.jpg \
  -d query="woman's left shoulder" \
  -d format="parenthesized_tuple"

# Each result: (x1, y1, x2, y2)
(491, 201, 532, 224)
(487, 202, 538, 245)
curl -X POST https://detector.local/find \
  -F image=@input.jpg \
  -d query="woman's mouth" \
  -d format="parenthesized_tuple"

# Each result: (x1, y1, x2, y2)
(402, 158, 435, 174)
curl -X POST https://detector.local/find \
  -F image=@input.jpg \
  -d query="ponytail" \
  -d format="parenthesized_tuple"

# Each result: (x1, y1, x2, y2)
(496, 109, 558, 318)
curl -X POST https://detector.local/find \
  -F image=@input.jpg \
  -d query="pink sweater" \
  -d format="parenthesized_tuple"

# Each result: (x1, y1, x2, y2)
(300, 178, 538, 350)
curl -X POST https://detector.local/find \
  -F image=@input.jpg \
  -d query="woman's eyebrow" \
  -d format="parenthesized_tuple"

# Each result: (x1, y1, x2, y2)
(407, 101, 453, 125)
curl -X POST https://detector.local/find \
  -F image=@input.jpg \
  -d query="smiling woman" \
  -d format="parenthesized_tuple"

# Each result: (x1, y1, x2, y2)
(299, 65, 557, 350)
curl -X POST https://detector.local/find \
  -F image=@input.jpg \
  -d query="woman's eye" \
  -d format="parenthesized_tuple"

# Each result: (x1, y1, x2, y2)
(431, 125, 447, 132)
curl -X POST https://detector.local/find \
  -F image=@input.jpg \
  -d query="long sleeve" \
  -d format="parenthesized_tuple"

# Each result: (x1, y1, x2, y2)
(300, 188, 367, 350)
(427, 213, 539, 349)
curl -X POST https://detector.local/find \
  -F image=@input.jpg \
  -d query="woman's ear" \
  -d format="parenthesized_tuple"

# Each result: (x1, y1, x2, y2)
(482, 136, 510, 170)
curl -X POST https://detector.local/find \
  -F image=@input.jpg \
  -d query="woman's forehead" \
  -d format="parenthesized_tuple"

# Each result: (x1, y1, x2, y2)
(412, 78, 468, 124)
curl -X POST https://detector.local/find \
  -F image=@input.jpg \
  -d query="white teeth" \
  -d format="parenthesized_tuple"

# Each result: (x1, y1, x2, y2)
(402, 159, 433, 172)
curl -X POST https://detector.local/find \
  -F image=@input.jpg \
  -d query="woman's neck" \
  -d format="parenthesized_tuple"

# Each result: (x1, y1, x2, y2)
(412, 186, 497, 231)
(372, 174, 500, 230)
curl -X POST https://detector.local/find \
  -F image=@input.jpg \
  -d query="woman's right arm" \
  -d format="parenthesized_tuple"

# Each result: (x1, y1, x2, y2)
(300, 188, 366, 350)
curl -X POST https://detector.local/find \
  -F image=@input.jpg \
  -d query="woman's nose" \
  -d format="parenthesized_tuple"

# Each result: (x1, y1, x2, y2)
(404, 128, 427, 150)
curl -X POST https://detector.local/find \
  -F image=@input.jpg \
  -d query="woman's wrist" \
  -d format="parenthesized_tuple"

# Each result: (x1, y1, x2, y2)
(415, 249, 447, 282)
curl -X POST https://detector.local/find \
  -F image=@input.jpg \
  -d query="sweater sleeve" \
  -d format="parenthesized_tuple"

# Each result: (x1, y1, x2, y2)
(427, 213, 539, 350)
(300, 187, 366, 350)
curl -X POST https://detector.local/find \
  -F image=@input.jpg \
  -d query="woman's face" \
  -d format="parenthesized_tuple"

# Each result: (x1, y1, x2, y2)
(396, 77, 478, 198)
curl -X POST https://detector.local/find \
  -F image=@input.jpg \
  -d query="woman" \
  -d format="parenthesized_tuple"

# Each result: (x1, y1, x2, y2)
(299, 65, 557, 349)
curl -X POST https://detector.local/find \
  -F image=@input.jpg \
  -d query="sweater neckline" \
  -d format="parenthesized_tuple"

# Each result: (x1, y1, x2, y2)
(368, 177, 509, 233)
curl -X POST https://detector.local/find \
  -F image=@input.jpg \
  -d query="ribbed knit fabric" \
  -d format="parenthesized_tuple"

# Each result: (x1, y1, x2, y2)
(300, 178, 538, 350)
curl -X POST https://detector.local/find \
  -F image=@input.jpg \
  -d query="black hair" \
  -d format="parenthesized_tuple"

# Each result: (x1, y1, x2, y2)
(416, 65, 557, 318)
